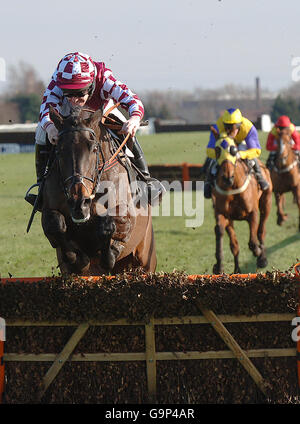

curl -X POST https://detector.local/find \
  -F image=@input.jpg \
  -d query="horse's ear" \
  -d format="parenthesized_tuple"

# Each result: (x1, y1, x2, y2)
(84, 109, 103, 128)
(211, 126, 219, 140)
(215, 146, 221, 160)
(49, 105, 63, 130)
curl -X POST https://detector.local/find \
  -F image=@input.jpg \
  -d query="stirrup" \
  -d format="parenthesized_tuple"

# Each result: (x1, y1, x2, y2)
(24, 183, 42, 210)
(147, 179, 166, 206)
(204, 182, 212, 199)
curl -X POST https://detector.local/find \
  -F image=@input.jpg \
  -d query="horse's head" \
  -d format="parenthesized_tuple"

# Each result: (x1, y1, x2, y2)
(215, 135, 239, 188)
(275, 127, 295, 167)
(49, 105, 103, 224)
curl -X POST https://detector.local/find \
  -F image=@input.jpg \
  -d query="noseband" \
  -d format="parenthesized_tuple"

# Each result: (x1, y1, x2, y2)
(215, 158, 252, 196)
(57, 127, 101, 199)
(274, 139, 297, 173)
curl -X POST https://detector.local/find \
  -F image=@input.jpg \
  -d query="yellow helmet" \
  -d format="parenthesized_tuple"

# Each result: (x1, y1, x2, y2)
(222, 108, 243, 125)
(215, 135, 238, 165)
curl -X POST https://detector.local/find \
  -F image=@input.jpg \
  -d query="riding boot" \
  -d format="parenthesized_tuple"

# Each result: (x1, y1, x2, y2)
(252, 157, 270, 191)
(204, 158, 216, 199)
(24, 144, 51, 209)
(201, 157, 213, 177)
(131, 138, 166, 205)
(266, 152, 276, 171)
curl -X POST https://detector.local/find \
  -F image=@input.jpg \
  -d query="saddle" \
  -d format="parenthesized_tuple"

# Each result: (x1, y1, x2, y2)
(100, 114, 150, 207)
(102, 115, 139, 182)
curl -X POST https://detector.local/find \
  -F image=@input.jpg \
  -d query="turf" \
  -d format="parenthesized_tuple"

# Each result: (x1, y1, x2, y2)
(0, 131, 299, 278)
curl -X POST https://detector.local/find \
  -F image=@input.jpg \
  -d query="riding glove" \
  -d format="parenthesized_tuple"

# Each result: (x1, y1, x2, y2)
(46, 123, 59, 145)
(120, 116, 141, 137)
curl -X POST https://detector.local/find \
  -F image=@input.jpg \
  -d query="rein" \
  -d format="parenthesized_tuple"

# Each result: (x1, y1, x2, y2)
(101, 102, 131, 165)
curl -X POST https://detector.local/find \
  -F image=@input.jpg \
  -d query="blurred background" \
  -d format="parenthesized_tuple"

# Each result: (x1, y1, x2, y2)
(1, 0, 300, 277)
(1, 0, 300, 129)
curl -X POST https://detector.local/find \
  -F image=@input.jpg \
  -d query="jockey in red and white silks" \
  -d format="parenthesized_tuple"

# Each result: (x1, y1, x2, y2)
(36, 52, 144, 145)
(26, 52, 165, 208)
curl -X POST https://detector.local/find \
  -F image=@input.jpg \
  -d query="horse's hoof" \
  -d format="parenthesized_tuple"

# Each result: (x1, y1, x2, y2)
(234, 267, 241, 274)
(102, 250, 116, 270)
(257, 256, 268, 268)
(213, 264, 223, 274)
(277, 214, 288, 226)
(64, 251, 77, 264)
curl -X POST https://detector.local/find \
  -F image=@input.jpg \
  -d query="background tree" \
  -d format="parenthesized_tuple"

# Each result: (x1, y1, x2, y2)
(7, 61, 45, 97)
(271, 95, 300, 124)
(1, 62, 45, 123)
(9, 93, 41, 123)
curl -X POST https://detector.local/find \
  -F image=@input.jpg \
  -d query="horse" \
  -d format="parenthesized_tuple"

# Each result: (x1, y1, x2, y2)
(270, 128, 300, 231)
(41, 104, 156, 276)
(210, 135, 272, 274)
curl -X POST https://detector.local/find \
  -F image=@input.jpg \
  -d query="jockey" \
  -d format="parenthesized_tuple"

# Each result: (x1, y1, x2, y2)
(266, 115, 300, 170)
(25, 52, 165, 207)
(203, 108, 270, 199)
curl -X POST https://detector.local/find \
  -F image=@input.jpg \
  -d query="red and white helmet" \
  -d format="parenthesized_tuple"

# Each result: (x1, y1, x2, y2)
(56, 52, 95, 90)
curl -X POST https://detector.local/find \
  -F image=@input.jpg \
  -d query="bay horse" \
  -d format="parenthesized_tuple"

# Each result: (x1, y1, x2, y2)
(270, 128, 300, 231)
(41, 105, 156, 275)
(211, 135, 272, 274)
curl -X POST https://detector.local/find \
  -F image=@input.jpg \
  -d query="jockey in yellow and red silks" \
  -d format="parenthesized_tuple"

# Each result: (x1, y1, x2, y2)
(266, 115, 300, 170)
(203, 108, 270, 199)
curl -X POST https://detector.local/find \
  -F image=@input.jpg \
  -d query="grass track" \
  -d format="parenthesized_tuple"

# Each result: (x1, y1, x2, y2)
(0, 131, 299, 278)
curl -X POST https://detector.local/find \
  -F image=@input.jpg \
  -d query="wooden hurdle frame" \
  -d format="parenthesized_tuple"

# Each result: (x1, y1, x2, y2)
(1, 269, 300, 403)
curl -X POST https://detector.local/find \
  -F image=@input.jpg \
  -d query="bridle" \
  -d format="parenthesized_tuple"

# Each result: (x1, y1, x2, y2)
(273, 138, 298, 174)
(57, 126, 103, 200)
(55, 102, 136, 201)
(214, 156, 252, 196)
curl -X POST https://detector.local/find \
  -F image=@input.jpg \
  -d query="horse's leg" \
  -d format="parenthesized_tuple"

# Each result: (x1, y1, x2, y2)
(42, 209, 90, 274)
(291, 184, 300, 231)
(56, 247, 71, 276)
(257, 188, 272, 268)
(132, 216, 157, 272)
(225, 220, 241, 274)
(213, 214, 228, 274)
(247, 210, 262, 259)
(275, 192, 288, 226)
(95, 216, 119, 270)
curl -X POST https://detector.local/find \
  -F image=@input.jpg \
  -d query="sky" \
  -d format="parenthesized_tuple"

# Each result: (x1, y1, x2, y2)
(0, 0, 300, 94)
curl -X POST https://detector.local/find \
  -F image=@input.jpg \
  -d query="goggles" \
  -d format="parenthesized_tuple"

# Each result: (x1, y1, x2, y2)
(62, 83, 93, 99)
(224, 122, 241, 131)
